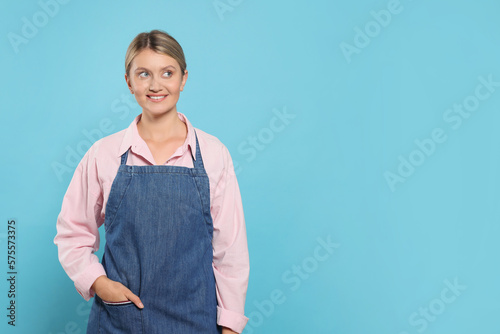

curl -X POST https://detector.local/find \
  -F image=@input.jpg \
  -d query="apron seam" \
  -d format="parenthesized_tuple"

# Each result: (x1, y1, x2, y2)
(104, 173, 133, 233)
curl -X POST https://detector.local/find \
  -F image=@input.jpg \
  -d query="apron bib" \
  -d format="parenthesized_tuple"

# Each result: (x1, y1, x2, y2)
(87, 131, 221, 334)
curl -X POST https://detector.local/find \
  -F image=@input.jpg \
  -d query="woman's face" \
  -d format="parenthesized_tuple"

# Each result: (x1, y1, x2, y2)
(125, 48, 188, 117)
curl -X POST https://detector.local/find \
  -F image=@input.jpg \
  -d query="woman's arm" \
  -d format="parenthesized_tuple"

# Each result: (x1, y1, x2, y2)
(222, 327, 238, 334)
(211, 145, 250, 333)
(53, 146, 107, 301)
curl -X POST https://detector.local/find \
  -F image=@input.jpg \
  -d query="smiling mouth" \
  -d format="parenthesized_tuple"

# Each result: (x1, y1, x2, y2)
(147, 95, 168, 102)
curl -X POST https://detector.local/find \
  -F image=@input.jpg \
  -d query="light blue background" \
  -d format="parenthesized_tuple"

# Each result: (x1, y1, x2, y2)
(1, 0, 500, 333)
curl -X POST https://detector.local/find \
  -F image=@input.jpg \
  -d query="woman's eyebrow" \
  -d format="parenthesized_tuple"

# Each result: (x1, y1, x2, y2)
(135, 65, 176, 72)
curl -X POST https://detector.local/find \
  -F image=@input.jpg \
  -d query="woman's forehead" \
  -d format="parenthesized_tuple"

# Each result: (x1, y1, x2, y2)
(132, 49, 179, 70)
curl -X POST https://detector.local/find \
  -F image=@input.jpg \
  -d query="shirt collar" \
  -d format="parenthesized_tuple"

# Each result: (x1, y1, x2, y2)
(117, 111, 197, 162)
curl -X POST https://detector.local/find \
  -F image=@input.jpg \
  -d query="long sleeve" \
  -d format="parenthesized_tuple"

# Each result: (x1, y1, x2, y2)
(53, 146, 107, 301)
(211, 145, 250, 333)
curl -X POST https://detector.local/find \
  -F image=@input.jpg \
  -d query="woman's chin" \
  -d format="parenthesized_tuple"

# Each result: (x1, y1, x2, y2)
(141, 106, 177, 116)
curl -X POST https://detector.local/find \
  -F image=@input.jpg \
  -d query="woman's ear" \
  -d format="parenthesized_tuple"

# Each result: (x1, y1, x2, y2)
(125, 73, 134, 94)
(180, 70, 188, 92)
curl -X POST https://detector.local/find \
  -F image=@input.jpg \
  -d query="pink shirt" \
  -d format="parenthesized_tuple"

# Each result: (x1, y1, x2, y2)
(54, 112, 250, 333)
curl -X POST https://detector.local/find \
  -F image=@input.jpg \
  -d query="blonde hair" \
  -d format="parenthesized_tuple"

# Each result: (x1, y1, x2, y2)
(125, 29, 186, 77)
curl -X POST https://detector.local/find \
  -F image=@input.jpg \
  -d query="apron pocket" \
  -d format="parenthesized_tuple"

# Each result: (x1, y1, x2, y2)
(102, 300, 134, 306)
(99, 300, 142, 333)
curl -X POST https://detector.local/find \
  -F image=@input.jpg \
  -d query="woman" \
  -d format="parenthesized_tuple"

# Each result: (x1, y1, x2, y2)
(54, 29, 249, 334)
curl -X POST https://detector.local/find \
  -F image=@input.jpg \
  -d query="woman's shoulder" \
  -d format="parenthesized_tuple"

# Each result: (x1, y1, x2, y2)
(193, 127, 224, 148)
(193, 127, 233, 158)
(192, 127, 236, 176)
(84, 128, 127, 165)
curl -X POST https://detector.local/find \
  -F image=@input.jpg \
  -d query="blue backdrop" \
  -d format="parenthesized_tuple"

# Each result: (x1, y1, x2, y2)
(1, 0, 500, 333)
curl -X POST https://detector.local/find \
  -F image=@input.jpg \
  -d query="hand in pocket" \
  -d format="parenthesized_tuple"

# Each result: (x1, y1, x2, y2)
(92, 275, 144, 308)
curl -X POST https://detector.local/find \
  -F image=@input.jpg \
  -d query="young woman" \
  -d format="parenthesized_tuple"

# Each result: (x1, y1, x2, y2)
(54, 29, 249, 334)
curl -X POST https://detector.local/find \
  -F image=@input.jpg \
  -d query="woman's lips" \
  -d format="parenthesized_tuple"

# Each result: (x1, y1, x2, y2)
(147, 95, 168, 102)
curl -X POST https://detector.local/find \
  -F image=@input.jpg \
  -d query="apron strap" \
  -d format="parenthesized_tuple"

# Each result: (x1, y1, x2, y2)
(121, 147, 130, 165)
(193, 129, 205, 170)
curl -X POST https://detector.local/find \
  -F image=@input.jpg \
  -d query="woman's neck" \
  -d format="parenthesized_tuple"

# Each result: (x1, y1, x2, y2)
(137, 109, 187, 143)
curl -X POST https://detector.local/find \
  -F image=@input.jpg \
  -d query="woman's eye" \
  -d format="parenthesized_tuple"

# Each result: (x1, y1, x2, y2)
(139, 72, 149, 78)
(163, 71, 173, 78)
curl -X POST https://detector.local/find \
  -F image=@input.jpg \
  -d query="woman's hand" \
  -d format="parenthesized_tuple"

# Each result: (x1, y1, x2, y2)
(91, 275, 144, 309)
(222, 327, 238, 334)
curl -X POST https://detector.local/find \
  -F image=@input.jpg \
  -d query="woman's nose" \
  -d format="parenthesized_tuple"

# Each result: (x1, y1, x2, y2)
(149, 77, 161, 91)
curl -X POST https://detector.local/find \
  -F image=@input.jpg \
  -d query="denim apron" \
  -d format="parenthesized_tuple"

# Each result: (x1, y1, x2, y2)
(86, 131, 221, 334)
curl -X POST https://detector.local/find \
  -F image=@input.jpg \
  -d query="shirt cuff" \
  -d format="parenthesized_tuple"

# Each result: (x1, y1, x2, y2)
(74, 262, 107, 301)
(217, 305, 249, 333)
